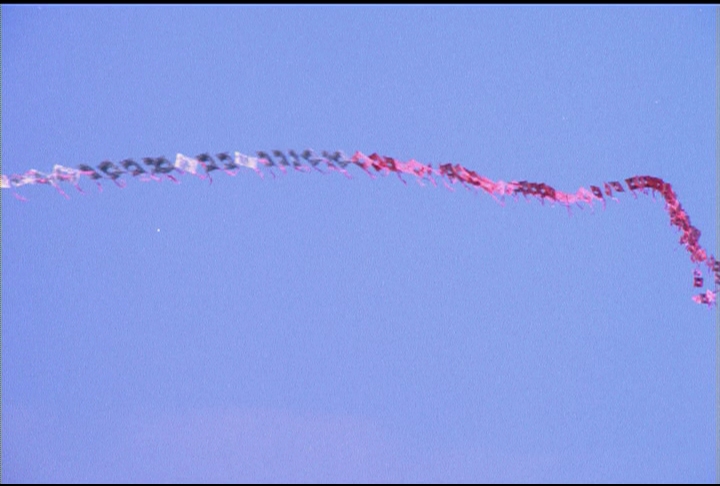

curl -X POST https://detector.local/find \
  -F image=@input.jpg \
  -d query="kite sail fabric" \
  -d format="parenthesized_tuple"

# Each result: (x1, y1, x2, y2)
(2, 149, 718, 307)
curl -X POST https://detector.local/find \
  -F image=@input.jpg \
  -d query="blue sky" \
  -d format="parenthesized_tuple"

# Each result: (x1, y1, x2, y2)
(2, 5, 716, 482)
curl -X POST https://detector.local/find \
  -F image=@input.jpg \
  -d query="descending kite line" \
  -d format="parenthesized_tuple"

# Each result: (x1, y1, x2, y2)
(2, 149, 718, 307)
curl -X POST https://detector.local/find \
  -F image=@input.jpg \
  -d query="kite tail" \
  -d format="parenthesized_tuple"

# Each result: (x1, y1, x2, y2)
(3, 149, 716, 307)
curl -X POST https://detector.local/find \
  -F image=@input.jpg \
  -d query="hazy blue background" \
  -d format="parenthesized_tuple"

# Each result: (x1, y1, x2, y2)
(2, 5, 716, 482)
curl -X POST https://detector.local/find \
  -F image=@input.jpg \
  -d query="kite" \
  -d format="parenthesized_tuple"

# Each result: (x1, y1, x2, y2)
(2, 149, 718, 307)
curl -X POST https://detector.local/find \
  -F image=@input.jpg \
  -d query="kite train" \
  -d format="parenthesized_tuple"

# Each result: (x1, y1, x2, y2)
(2, 149, 718, 307)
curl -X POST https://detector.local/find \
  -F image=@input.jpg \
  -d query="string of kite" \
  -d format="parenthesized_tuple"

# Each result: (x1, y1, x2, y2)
(3, 149, 717, 307)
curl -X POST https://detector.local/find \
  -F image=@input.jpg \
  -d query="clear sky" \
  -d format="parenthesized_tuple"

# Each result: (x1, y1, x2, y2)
(2, 5, 717, 482)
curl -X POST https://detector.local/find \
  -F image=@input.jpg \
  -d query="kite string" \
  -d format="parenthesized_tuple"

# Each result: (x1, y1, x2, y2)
(2, 149, 717, 307)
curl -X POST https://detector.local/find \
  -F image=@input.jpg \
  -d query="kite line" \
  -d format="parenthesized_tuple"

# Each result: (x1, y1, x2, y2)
(2, 149, 718, 307)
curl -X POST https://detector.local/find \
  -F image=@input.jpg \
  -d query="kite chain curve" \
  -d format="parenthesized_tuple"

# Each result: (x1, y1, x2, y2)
(2, 149, 717, 307)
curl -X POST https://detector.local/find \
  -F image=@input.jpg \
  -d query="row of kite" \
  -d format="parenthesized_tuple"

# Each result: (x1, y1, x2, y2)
(2, 149, 717, 306)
